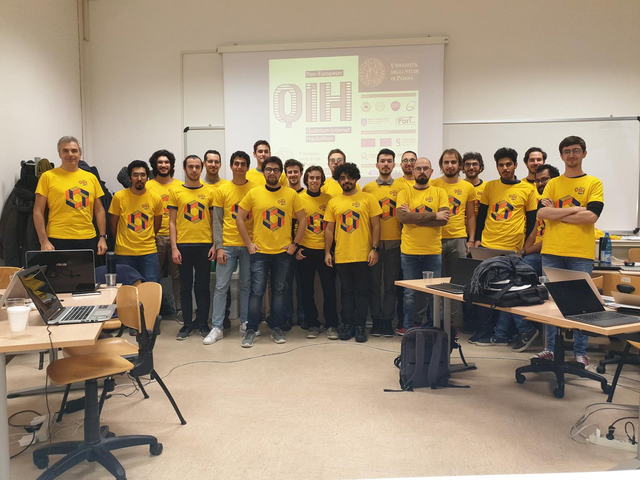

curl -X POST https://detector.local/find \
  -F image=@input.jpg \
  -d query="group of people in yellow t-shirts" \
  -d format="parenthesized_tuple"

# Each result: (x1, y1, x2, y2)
(34, 136, 603, 366)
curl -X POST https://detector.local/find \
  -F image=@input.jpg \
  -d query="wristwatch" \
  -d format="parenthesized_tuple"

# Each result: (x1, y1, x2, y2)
(520, 248, 527, 256)
(372, 246, 380, 252)
(99, 234, 108, 239)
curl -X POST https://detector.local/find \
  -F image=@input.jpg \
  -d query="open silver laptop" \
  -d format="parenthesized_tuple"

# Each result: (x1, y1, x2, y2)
(0, 268, 26, 308)
(469, 247, 517, 260)
(543, 266, 612, 306)
(17, 266, 115, 325)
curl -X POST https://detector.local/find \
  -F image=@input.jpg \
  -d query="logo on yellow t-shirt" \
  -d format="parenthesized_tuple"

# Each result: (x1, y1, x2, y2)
(184, 201, 205, 223)
(277, 199, 286, 206)
(307, 212, 325, 233)
(491, 201, 514, 221)
(79, 180, 88, 187)
(231, 204, 252, 221)
(263, 207, 285, 230)
(340, 210, 360, 233)
(559, 195, 580, 208)
(448, 196, 462, 215)
(574, 187, 585, 195)
(128, 211, 149, 232)
(65, 187, 89, 210)
(414, 204, 432, 213)
(161, 194, 170, 214)
(379, 197, 396, 220)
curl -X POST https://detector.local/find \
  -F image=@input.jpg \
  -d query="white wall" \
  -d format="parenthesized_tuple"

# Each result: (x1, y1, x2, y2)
(0, 0, 83, 202)
(9, 0, 640, 194)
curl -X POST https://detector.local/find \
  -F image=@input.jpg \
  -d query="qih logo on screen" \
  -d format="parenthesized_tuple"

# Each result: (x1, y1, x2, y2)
(273, 82, 352, 127)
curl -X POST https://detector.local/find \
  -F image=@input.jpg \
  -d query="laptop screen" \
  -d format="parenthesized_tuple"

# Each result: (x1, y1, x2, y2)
(17, 266, 63, 323)
(24, 250, 96, 293)
(545, 280, 605, 317)
(450, 258, 482, 285)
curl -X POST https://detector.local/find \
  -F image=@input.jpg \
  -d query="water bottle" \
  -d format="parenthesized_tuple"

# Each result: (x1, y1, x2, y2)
(603, 232, 612, 264)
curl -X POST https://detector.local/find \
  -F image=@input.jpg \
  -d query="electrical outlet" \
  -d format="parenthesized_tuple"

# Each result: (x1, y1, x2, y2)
(588, 428, 637, 452)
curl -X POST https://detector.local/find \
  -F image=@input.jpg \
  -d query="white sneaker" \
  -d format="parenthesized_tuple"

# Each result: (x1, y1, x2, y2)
(203, 327, 223, 345)
(240, 322, 261, 336)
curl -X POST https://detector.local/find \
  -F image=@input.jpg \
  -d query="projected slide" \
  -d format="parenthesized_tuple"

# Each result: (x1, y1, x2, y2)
(270, 54, 420, 171)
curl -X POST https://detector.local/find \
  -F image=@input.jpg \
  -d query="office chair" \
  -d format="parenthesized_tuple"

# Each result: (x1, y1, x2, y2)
(628, 248, 640, 263)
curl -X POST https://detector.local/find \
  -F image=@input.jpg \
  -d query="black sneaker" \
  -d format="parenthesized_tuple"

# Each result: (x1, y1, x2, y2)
(200, 325, 210, 338)
(281, 317, 292, 332)
(176, 326, 193, 340)
(298, 317, 309, 330)
(370, 322, 382, 337)
(382, 321, 395, 338)
(355, 326, 367, 343)
(339, 324, 355, 341)
(511, 329, 539, 352)
(468, 331, 485, 344)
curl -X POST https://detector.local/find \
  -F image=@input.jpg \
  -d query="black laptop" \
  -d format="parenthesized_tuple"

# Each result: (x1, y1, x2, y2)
(545, 279, 640, 327)
(429, 258, 483, 294)
(17, 266, 115, 325)
(25, 249, 96, 294)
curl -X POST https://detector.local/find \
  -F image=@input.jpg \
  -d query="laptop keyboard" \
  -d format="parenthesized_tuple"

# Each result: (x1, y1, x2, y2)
(429, 283, 465, 294)
(568, 311, 640, 326)
(61, 306, 94, 322)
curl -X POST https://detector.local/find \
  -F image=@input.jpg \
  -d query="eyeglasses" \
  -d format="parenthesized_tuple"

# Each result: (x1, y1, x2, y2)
(264, 167, 281, 174)
(401, 158, 416, 164)
(562, 148, 583, 155)
(464, 162, 480, 167)
(131, 173, 147, 179)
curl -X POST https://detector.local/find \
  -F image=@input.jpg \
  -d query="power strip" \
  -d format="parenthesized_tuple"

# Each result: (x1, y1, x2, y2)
(18, 415, 51, 446)
(587, 428, 637, 452)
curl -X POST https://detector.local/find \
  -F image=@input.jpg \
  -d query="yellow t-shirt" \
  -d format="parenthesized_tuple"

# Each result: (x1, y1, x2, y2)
(321, 177, 361, 197)
(479, 179, 538, 251)
(238, 186, 304, 254)
(362, 180, 405, 241)
(167, 184, 214, 244)
(246, 169, 287, 187)
(324, 191, 382, 264)
(541, 174, 603, 259)
(35, 168, 105, 240)
(212, 180, 259, 247)
(394, 176, 415, 191)
(298, 190, 332, 250)
(108, 189, 163, 256)
(431, 177, 475, 239)
(466, 179, 485, 217)
(203, 178, 229, 192)
(146, 178, 184, 236)
(397, 185, 449, 255)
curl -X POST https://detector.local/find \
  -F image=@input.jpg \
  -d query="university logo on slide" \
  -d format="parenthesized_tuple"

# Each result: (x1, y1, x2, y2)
(127, 210, 149, 232)
(558, 195, 581, 208)
(183, 201, 205, 223)
(307, 212, 325, 234)
(263, 207, 285, 231)
(448, 195, 462, 215)
(65, 187, 90, 210)
(231, 204, 252, 221)
(491, 201, 514, 221)
(379, 197, 396, 220)
(340, 210, 360, 233)
(413, 204, 432, 213)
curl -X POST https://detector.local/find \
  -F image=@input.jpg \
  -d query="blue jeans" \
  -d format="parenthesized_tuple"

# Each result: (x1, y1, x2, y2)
(401, 253, 442, 330)
(542, 254, 593, 356)
(115, 252, 160, 283)
(211, 246, 251, 329)
(247, 252, 293, 331)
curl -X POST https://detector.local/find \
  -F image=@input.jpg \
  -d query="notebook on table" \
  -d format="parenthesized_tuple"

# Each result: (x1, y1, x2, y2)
(25, 249, 97, 294)
(17, 266, 115, 325)
(545, 279, 640, 328)
(428, 258, 483, 294)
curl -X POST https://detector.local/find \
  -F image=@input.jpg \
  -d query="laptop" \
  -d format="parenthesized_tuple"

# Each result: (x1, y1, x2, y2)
(429, 258, 483, 294)
(545, 280, 640, 327)
(25, 249, 97, 294)
(611, 291, 640, 314)
(543, 266, 613, 306)
(16, 266, 116, 325)
(469, 247, 517, 260)
(0, 268, 27, 307)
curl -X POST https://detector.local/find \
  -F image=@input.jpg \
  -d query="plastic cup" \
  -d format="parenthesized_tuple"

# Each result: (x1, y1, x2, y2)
(6, 298, 26, 308)
(423, 271, 434, 284)
(105, 273, 117, 287)
(7, 306, 30, 332)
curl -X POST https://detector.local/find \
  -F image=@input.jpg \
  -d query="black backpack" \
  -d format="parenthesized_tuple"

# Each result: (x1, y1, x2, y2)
(464, 255, 548, 308)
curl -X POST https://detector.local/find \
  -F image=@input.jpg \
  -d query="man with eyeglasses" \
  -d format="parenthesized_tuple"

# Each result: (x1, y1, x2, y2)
(395, 150, 417, 190)
(532, 136, 604, 368)
(202, 149, 228, 189)
(522, 147, 547, 186)
(236, 156, 306, 347)
(462, 152, 486, 217)
(246, 140, 287, 187)
(321, 148, 360, 197)
(108, 160, 163, 282)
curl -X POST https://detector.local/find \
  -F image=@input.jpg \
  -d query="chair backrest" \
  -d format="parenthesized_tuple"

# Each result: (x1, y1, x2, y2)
(115, 285, 141, 331)
(591, 276, 603, 290)
(0, 266, 21, 289)
(137, 283, 162, 332)
(628, 248, 640, 263)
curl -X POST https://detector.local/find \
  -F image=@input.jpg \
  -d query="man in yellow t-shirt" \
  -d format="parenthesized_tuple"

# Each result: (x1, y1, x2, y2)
(295, 165, 339, 339)
(236, 156, 306, 347)
(202, 149, 229, 189)
(321, 148, 360, 197)
(362, 148, 404, 338)
(108, 160, 163, 282)
(245, 140, 287, 187)
(462, 152, 485, 217)
(33, 136, 108, 255)
(207, 151, 258, 345)
(394, 150, 417, 191)
(533, 136, 604, 367)
(397, 157, 450, 331)
(523, 147, 547, 185)
(168, 155, 216, 341)
(147, 149, 184, 316)
(325, 163, 381, 343)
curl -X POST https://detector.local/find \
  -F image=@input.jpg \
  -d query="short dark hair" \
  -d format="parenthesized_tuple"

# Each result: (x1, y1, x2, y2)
(536, 164, 560, 178)
(229, 150, 250, 168)
(327, 148, 346, 162)
(524, 147, 547, 164)
(333, 162, 361, 181)
(462, 152, 484, 171)
(253, 140, 271, 153)
(127, 160, 150, 178)
(559, 136, 586, 154)
(262, 156, 283, 173)
(377, 148, 395, 162)
(284, 159, 304, 173)
(204, 149, 221, 161)
(438, 148, 462, 168)
(402, 150, 417, 159)
(183, 155, 202, 169)
(494, 147, 518, 164)
(149, 149, 176, 177)
(303, 165, 326, 187)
